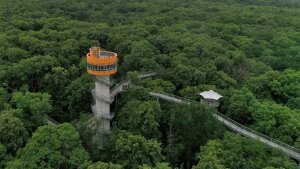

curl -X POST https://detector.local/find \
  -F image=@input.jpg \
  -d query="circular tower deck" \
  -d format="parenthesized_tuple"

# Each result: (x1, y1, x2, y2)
(87, 47, 117, 76)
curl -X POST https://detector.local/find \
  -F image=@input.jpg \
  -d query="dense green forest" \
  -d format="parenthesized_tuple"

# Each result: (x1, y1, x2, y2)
(0, 0, 300, 168)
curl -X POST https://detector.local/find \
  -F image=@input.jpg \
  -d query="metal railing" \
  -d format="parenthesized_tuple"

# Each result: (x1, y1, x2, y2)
(138, 71, 157, 78)
(110, 79, 130, 95)
(149, 91, 300, 160)
(214, 112, 300, 160)
(149, 91, 197, 104)
(47, 116, 59, 125)
(110, 72, 157, 98)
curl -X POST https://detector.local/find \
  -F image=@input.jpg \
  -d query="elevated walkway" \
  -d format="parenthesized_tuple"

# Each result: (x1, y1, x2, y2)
(47, 116, 59, 125)
(110, 72, 157, 98)
(149, 91, 300, 161)
(47, 72, 300, 164)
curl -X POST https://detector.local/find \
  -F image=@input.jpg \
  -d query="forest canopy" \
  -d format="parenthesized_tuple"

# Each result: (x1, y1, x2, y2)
(0, 0, 300, 168)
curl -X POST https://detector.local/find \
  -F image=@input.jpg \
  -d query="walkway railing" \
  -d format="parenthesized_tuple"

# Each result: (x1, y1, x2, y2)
(47, 116, 59, 125)
(138, 72, 157, 78)
(110, 79, 130, 97)
(149, 91, 194, 104)
(149, 91, 300, 161)
(110, 72, 157, 98)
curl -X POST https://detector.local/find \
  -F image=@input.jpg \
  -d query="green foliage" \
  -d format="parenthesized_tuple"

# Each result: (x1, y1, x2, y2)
(123, 40, 159, 72)
(195, 132, 297, 169)
(72, 114, 103, 161)
(142, 79, 175, 93)
(110, 131, 164, 169)
(1, 0, 300, 167)
(250, 101, 300, 145)
(192, 153, 227, 169)
(65, 74, 93, 120)
(0, 144, 6, 168)
(11, 91, 52, 130)
(0, 87, 9, 111)
(221, 88, 257, 124)
(2, 55, 59, 91)
(163, 103, 225, 167)
(115, 100, 162, 139)
(179, 84, 218, 100)
(122, 86, 151, 103)
(139, 163, 172, 169)
(246, 70, 300, 107)
(246, 71, 280, 100)
(87, 161, 123, 169)
(6, 123, 89, 169)
(40, 66, 79, 120)
(0, 113, 28, 155)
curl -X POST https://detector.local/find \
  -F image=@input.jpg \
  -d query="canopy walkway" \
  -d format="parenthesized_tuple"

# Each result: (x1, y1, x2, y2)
(110, 72, 157, 98)
(149, 91, 300, 161)
(47, 72, 300, 163)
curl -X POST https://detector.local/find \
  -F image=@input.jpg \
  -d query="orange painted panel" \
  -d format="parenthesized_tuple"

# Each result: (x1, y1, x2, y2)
(87, 69, 117, 76)
(86, 54, 118, 65)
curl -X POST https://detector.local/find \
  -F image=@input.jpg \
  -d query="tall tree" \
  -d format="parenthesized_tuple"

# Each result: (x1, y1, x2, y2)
(6, 123, 89, 169)
(163, 103, 224, 168)
(65, 74, 93, 121)
(110, 131, 164, 169)
(194, 132, 297, 169)
(11, 91, 52, 130)
(72, 114, 103, 161)
(0, 113, 28, 155)
(221, 88, 257, 124)
(87, 161, 123, 169)
(115, 100, 162, 139)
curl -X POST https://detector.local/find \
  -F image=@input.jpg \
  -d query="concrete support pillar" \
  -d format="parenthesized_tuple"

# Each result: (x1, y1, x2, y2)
(95, 75, 111, 132)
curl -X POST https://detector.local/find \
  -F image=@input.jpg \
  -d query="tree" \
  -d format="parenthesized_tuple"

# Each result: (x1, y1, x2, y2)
(11, 91, 52, 130)
(164, 103, 224, 168)
(115, 100, 162, 139)
(4, 47, 29, 63)
(87, 161, 122, 169)
(6, 123, 89, 169)
(0, 87, 9, 111)
(65, 74, 93, 121)
(141, 78, 175, 93)
(40, 66, 79, 120)
(0, 113, 28, 155)
(179, 84, 217, 100)
(0, 144, 7, 168)
(3, 55, 59, 91)
(110, 131, 164, 169)
(122, 40, 159, 72)
(250, 101, 300, 145)
(72, 114, 104, 161)
(195, 132, 297, 169)
(192, 153, 227, 169)
(270, 69, 300, 104)
(171, 64, 193, 88)
(221, 88, 257, 124)
(139, 163, 172, 169)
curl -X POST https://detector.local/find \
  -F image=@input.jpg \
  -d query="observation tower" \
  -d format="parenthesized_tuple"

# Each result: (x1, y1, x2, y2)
(86, 46, 117, 132)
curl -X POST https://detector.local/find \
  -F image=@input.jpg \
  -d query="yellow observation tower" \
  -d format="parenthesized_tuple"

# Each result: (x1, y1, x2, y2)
(87, 46, 117, 132)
